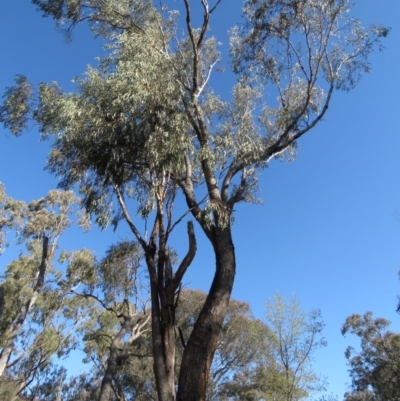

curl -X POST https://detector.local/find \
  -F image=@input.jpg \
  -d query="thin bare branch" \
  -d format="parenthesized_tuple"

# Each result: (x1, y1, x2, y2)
(113, 184, 147, 251)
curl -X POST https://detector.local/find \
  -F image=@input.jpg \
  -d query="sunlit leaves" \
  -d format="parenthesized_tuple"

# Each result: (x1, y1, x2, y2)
(65, 249, 97, 289)
(263, 294, 327, 400)
(0, 75, 32, 135)
(216, 83, 263, 165)
(0, 1, 389, 399)
(1, 0, 386, 226)
(32, 0, 159, 38)
(0, 186, 90, 395)
(230, 0, 388, 168)
(342, 312, 400, 401)
(31, 25, 195, 224)
(23, 189, 90, 240)
(98, 240, 143, 302)
(0, 183, 25, 254)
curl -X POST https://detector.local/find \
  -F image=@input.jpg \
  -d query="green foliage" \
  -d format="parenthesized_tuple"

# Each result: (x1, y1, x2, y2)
(62, 371, 102, 401)
(64, 249, 97, 289)
(71, 290, 326, 401)
(0, 186, 91, 398)
(263, 294, 326, 401)
(21, 364, 67, 401)
(0, 0, 387, 233)
(0, 1, 388, 399)
(0, 75, 32, 135)
(32, 0, 159, 38)
(342, 312, 400, 401)
(0, 184, 89, 249)
(37, 26, 191, 225)
(98, 240, 143, 301)
(62, 289, 276, 401)
(65, 240, 146, 304)
(219, 295, 326, 401)
(0, 183, 25, 254)
(63, 240, 151, 401)
(232, 0, 388, 90)
(229, 0, 388, 169)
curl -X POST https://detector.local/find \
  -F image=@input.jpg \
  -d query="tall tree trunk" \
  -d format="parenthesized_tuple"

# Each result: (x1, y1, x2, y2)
(160, 293, 177, 401)
(150, 289, 177, 401)
(148, 221, 196, 401)
(98, 322, 128, 401)
(148, 257, 176, 401)
(158, 307, 176, 401)
(177, 227, 236, 401)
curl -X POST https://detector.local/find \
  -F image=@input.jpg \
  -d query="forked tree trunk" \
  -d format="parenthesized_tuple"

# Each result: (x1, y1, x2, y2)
(147, 255, 177, 401)
(146, 220, 196, 401)
(177, 227, 236, 401)
(150, 275, 179, 401)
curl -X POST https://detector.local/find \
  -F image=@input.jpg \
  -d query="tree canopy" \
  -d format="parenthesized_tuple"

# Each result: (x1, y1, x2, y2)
(342, 312, 400, 401)
(0, 0, 388, 399)
(0, 185, 90, 400)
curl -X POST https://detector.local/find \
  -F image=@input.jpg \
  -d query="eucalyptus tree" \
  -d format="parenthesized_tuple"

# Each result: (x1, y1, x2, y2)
(0, 182, 23, 324)
(61, 289, 272, 401)
(263, 295, 326, 401)
(0, 183, 11, 258)
(33, 30, 195, 399)
(0, 181, 25, 256)
(0, 186, 90, 399)
(342, 312, 400, 401)
(64, 241, 151, 401)
(2, 5, 197, 399)
(0, 0, 388, 399)
(219, 295, 326, 401)
(14, 363, 67, 401)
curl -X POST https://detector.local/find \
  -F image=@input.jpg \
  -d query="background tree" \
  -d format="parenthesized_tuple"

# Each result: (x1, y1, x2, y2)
(61, 290, 326, 401)
(0, 0, 388, 399)
(58, 289, 280, 401)
(342, 312, 400, 401)
(30, 25, 196, 398)
(0, 182, 23, 256)
(263, 295, 326, 401)
(16, 363, 67, 401)
(0, 186, 90, 400)
(64, 241, 151, 401)
(220, 294, 326, 401)
(0, 182, 24, 325)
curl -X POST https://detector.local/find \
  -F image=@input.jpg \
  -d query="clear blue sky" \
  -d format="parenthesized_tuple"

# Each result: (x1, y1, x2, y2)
(1, 0, 400, 398)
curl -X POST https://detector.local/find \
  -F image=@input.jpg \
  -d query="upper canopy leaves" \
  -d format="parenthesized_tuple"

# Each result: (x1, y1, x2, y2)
(1, 0, 388, 231)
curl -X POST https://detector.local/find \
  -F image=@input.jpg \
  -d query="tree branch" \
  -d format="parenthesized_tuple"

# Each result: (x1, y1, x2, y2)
(70, 290, 123, 319)
(171, 221, 196, 290)
(113, 184, 148, 251)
